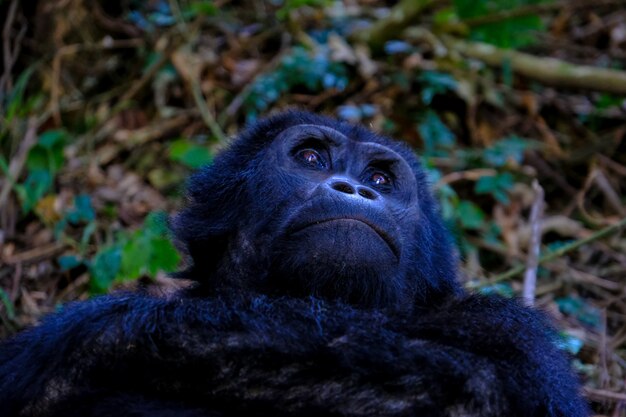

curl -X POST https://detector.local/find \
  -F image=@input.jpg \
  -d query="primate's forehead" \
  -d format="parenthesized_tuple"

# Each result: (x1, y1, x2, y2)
(282, 124, 345, 145)
(285, 123, 408, 163)
(286, 123, 399, 150)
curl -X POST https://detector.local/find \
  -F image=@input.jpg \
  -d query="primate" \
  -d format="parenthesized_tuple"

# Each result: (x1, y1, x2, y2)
(0, 111, 588, 417)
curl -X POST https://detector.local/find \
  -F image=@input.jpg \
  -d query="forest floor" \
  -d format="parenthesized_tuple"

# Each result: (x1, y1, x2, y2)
(0, 0, 625, 414)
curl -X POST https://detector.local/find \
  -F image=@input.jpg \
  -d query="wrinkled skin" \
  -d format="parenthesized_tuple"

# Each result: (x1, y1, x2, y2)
(0, 111, 589, 417)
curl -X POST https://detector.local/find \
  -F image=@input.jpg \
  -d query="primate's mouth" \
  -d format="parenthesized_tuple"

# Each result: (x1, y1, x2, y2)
(289, 217, 400, 259)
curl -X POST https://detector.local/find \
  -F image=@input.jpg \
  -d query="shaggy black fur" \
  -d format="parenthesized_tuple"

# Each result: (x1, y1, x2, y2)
(0, 111, 588, 417)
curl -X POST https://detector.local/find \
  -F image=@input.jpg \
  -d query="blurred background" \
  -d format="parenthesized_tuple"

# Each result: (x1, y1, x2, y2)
(0, 0, 625, 414)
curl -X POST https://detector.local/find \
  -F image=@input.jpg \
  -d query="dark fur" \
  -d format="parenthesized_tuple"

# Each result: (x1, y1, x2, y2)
(172, 111, 459, 307)
(0, 111, 588, 416)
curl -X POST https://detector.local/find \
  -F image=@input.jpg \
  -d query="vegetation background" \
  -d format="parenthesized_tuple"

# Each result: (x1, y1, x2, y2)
(0, 0, 625, 414)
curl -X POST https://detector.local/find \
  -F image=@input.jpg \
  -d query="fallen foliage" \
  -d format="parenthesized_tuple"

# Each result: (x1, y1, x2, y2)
(0, 0, 625, 414)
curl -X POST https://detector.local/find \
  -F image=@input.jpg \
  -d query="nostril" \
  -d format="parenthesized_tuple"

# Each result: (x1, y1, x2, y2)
(357, 187, 378, 200)
(331, 181, 355, 194)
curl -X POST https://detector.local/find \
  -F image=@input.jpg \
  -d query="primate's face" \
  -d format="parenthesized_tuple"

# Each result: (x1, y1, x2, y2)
(240, 124, 421, 307)
(174, 112, 459, 309)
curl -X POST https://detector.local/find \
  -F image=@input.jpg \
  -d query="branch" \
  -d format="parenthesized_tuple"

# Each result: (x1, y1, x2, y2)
(490, 216, 626, 284)
(353, 0, 626, 95)
(584, 387, 626, 402)
(445, 37, 626, 95)
(522, 180, 544, 306)
(0, 117, 38, 208)
(189, 76, 228, 145)
(168, 0, 227, 144)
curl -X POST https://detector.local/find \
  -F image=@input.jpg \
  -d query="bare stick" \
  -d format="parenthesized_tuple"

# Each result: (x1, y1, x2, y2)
(490, 216, 626, 283)
(584, 387, 626, 402)
(189, 77, 227, 144)
(1, 0, 18, 94)
(167, 0, 226, 144)
(0, 117, 38, 208)
(522, 180, 544, 306)
(445, 37, 626, 95)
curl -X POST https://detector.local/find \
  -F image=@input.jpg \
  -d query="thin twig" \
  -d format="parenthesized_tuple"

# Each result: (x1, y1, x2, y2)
(0, 117, 38, 208)
(167, 0, 227, 144)
(569, 268, 623, 291)
(436, 168, 498, 188)
(2, 242, 66, 265)
(189, 77, 228, 144)
(599, 154, 626, 177)
(593, 169, 626, 216)
(49, 39, 144, 125)
(444, 37, 626, 95)
(119, 46, 172, 104)
(584, 387, 626, 402)
(489, 216, 626, 284)
(50, 44, 80, 125)
(523, 180, 544, 306)
(0, 0, 26, 103)
(118, 17, 200, 106)
(1, 0, 18, 92)
(222, 34, 291, 121)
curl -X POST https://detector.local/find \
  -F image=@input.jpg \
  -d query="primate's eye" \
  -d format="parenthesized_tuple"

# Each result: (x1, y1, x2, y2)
(297, 149, 326, 168)
(371, 172, 390, 186)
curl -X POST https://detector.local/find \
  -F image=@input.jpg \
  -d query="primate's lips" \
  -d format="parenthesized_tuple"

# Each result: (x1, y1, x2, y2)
(289, 217, 400, 259)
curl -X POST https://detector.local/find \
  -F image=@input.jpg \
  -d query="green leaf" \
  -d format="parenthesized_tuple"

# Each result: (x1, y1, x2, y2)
(479, 282, 514, 297)
(483, 136, 534, 167)
(556, 331, 584, 355)
(475, 173, 514, 203)
(27, 130, 67, 172)
(87, 211, 180, 290)
(470, 16, 544, 48)
(454, 0, 548, 48)
(0, 288, 16, 320)
(546, 239, 575, 252)
(144, 211, 170, 236)
(22, 129, 68, 212)
(423, 162, 460, 222)
(80, 221, 97, 249)
(58, 255, 82, 271)
(555, 296, 601, 329)
(25, 147, 49, 171)
(38, 130, 67, 149)
(4, 66, 36, 122)
(184, 1, 217, 17)
(66, 194, 96, 224)
(244, 46, 348, 117)
(90, 246, 123, 293)
(417, 111, 456, 156)
(457, 200, 485, 229)
(120, 234, 151, 281)
(596, 93, 624, 110)
(418, 71, 457, 105)
(169, 139, 213, 169)
(19, 170, 53, 213)
(433, 8, 458, 25)
(148, 238, 181, 275)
